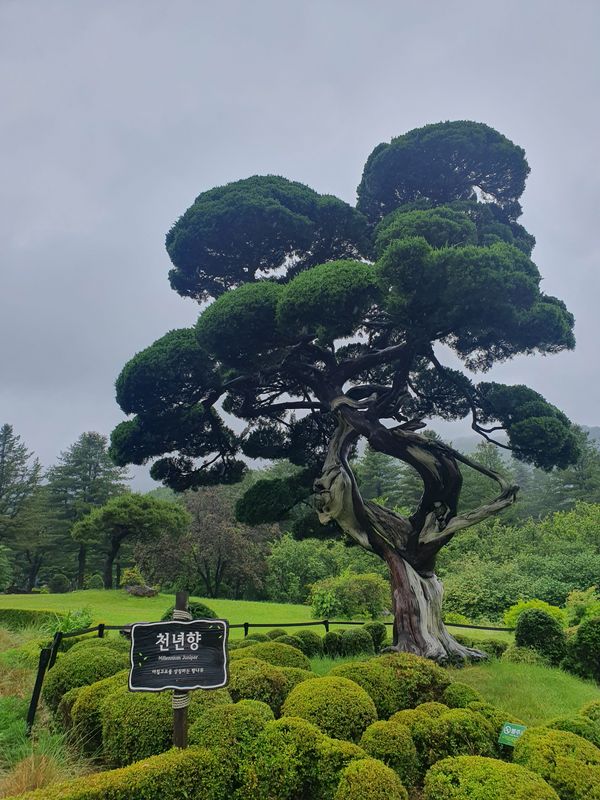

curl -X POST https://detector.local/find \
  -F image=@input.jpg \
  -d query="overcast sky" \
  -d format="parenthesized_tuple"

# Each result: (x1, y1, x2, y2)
(1, 0, 599, 487)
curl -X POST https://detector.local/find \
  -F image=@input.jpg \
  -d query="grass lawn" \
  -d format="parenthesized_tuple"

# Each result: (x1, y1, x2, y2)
(451, 660, 600, 725)
(0, 590, 516, 646)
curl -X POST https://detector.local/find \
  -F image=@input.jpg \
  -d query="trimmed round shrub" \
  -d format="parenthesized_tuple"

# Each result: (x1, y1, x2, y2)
(324, 630, 344, 657)
(504, 599, 567, 629)
(467, 701, 523, 735)
(161, 600, 217, 620)
(562, 617, 600, 681)
(228, 657, 289, 713)
(71, 669, 129, 753)
(363, 622, 387, 651)
(43, 647, 129, 711)
(359, 720, 419, 787)
(246, 632, 269, 642)
(443, 682, 484, 708)
(581, 700, 600, 723)
(341, 628, 375, 656)
(100, 684, 231, 766)
(416, 702, 451, 718)
(546, 716, 600, 748)
(49, 572, 70, 593)
(230, 637, 261, 649)
(230, 640, 310, 670)
(501, 645, 549, 665)
(514, 727, 600, 798)
(266, 628, 288, 640)
(4, 744, 236, 800)
(424, 755, 560, 799)
(279, 666, 314, 695)
(426, 709, 496, 766)
(294, 629, 324, 657)
(274, 634, 307, 651)
(282, 676, 378, 742)
(85, 573, 104, 590)
(478, 638, 509, 658)
(315, 736, 369, 800)
(240, 716, 325, 800)
(334, 757, 408, 800)
(374, 652, 450, 709)
(515, 609, 567, 665)
(67, 636, 129, 656)
(189, 699, 274, 752)
(330, 660, 399, 718)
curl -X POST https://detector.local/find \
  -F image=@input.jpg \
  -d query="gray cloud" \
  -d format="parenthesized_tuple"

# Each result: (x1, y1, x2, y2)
(1, 0, 599, 484)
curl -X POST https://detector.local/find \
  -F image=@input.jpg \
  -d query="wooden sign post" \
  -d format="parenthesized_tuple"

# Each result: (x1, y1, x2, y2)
(128, 590, 229, 749)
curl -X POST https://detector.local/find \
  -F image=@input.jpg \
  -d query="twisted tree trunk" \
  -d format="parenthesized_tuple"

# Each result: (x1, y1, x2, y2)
(313, 403, 518, 663)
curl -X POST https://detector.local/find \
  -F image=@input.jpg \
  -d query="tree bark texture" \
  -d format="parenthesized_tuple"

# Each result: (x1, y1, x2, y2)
(313, 403, 518, 662)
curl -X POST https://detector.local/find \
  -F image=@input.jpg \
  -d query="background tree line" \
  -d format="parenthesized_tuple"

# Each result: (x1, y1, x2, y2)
(1, 420, 600, 623)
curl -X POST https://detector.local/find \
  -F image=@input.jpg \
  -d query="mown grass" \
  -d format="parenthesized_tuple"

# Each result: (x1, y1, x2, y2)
(450, 660, 600, 725)
(0, 590, 515, 645)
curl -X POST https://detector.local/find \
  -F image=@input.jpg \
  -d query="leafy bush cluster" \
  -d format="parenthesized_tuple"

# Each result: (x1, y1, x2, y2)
(310, 572, 391, 619)
(42, 645, 129, 712)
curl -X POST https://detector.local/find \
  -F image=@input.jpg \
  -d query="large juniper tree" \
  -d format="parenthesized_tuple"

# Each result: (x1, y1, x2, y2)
(111, 121, 578, 661)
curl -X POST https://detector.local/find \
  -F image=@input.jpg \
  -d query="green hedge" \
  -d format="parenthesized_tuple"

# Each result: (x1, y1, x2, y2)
(70, 670, 129, 754)
(359, 720, 419, 787)
(373, 652, 450, 710)
(282, 676, 377, 742)
(334, 757, 408, 800)
(189, 699, 274, 753)
(513, 727, 600, 800)
(229, 641, 310, 670)
(0, 608, 63, 630)
(6, 745, 235, 800)
(100, 685, 231, 767)
(546, 715, 600, 748)
(42, 647, 129, 712)
(424, 755, 560, 799)
(329, 660, 399, 718)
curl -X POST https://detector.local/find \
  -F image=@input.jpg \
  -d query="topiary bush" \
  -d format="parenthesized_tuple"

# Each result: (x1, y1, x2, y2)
(229, 640, 311, 670)
(501, 644, 549, 665)
(315, 736, 370, 800)
(266, 628, 287, 640)
(324, 630, 344, 657)
(100, 684, 231, 766)
(426, 709, 496, 766)
(246, 632, 270, 642)
(279, 666, 314, 696)
(49, 572, 70, 593)
(359, 720, 419, 787)
(424, 755, 560, 799)
(334, 757, 408, 800)
(374, 652, 450, 709)
(42, 646, 129, 712)
(228, 657, 289, 713)
(294, 629, 324, 657)
(546, 716, 600, 748)
(561, 617, 600, 681)
(329, 660, 399, 719)
(443, 682, 484, 708)
(310, 572, 391, 619)
(66, 636, 129, 656)
(341, 627, 375, 656)
(415, 701, 450, 717)
(467, 701, 522, 740)
(362, 622, 387, 651)
(504, 599, 567, 630)
(513, 726, 600, 799)
(273, 634, 307, 651)
(71, 670, 129, 754)
(239, 716, 325, 800)
(515, 609, 567, 665)
(478, 638, 509, 658)
(56, 686, 82, 730)
(189, 699, 274, 753)
(160, 600, 217, 620)
(282, 676, 378, 742)
(8, 744, 236, 800)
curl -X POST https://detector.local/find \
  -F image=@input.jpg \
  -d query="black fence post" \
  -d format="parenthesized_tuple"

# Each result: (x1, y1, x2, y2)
(323, 620, 330, 633)
(243, 622, 249, 638)
(97, 623, 105, 639)
(48, 631, 63, 668)
(26, 647, 51, 734)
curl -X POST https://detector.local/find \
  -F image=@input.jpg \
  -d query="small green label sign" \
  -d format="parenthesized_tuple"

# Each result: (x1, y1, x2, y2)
(498, 722, 527, 747)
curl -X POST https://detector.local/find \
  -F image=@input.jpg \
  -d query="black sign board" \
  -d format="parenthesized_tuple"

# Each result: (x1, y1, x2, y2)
(128, 619, 228, 692)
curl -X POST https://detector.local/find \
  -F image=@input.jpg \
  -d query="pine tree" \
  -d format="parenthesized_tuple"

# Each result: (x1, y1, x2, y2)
(0, 423, 41, 535)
